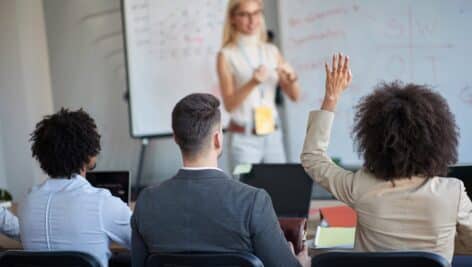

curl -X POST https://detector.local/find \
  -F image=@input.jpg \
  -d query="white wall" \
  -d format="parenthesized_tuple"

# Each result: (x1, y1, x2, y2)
(42, 0, 142, 183)
(0, 0, 54, 199)
(0, 121, 7, 189)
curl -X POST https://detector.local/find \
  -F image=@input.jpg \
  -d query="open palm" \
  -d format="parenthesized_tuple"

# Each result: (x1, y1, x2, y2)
(324, 53, 352, 101)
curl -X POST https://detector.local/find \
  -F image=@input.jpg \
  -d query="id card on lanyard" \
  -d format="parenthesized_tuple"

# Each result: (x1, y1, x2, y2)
(238, 43, 275, 135)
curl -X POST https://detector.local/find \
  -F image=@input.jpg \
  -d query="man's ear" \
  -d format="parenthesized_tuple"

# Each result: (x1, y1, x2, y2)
(214, 129, 222, 151)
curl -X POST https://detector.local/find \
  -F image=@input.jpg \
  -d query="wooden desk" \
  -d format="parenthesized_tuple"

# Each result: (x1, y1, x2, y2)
(2, 200, 471, 256)
(0, 203, 19, 250)
(0, 200, 339, 251)
(0, 235, 20, 250)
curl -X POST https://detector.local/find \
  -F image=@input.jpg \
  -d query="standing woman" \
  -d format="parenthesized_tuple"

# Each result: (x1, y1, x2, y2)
(217, 0, 300, 170)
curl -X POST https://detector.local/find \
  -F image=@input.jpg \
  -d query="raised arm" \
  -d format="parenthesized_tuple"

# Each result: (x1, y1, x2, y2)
(300, 53, 358, 206)
(216, 52, 267, 112)
(320, 53, 352, 112)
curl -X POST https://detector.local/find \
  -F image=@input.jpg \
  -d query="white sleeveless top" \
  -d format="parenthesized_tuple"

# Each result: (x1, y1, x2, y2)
(220, 34, 279, 127)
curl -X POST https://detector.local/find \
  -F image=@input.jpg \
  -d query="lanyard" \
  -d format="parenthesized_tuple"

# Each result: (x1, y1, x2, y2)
(238, 43, 265, 104)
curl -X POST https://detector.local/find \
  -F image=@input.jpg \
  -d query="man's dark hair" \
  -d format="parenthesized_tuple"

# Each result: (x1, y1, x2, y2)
(352, 81, 459, 180)
(172, 93, 221, 157)
(30, 108, 101, 178)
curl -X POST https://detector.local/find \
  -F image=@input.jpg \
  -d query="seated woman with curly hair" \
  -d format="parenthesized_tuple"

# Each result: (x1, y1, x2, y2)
(301, 53, 472, 262)
(19, 109, 131, 267)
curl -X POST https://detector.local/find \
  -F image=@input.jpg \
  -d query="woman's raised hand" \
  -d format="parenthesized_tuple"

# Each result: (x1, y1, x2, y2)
(322, 53, 352, 111)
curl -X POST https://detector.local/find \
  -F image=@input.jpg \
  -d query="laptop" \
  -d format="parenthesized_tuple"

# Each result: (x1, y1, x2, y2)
(448, 165, 472, 199)
(86, 171, 131, 205)
(240, 164, 314, 218)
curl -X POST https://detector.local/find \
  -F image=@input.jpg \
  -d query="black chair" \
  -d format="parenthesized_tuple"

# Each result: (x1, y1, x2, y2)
(146, 252, 264, 267)
(452, 255, 472, 267)
(312, 251, 450, 267)
(109, 251, 131, 267)
(0, 250, 101, 267)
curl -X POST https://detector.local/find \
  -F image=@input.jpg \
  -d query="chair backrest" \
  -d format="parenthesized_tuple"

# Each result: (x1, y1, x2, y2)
(311, 251, 450, 267)
(146, 252, 264, 267)
(0, 250, 101, 267)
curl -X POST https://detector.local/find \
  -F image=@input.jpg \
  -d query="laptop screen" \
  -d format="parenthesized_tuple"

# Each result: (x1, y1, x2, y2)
(240, 164, 313, 218)
(448, 165, 472, 199)
(86, 171, 131, 204)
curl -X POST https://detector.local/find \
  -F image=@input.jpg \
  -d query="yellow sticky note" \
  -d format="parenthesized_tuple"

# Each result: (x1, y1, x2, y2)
(254, 106, 275, 135)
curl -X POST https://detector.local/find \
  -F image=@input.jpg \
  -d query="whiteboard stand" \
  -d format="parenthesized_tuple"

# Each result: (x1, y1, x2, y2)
(133, 138, 149, 199)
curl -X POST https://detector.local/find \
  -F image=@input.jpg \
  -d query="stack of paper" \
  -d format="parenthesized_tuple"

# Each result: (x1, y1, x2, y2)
(312, 205, 357, 249)
(314, 226, 355, 249)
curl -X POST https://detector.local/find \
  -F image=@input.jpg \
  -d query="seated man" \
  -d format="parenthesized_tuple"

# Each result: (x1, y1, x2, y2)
(132, 94, 310, 267)
(301, 53, 472, 262)
(19, 108, 131, 267)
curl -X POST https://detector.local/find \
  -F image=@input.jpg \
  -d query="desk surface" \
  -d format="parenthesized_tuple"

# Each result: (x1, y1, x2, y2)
(2, 200, 471, 256)
(0, 200, 344, 251)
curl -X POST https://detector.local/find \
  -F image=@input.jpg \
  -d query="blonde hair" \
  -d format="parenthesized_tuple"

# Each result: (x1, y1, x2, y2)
(221, 0, 267, 47)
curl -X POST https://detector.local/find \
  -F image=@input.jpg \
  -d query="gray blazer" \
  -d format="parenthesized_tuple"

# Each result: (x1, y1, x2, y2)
(131, 169, 300, 267)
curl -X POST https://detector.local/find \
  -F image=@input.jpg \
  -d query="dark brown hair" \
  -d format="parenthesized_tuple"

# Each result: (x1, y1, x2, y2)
(352, 81, 459, 180)
(172, 93, 221, 157)
(30, 108, 101, 178)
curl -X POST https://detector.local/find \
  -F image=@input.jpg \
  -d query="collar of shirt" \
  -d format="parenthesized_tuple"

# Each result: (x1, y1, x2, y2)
(180, 166, 224, 172)
(34, 174, 91, 193)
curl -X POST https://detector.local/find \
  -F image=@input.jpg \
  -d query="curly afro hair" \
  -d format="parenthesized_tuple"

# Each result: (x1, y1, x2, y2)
(352, 81, 459, 180)
(30, 108, 101, 178)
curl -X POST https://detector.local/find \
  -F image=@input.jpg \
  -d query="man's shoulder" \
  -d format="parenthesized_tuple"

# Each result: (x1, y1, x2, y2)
(223, 178, 263, 194)
(139, 172, 264, 202)
(27, 179, 113, 197)
(148, 174, 262, 190)
(20, 179, 122, 214)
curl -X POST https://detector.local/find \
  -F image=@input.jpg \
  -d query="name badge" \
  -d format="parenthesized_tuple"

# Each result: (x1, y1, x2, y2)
(254, 106, 275, 135)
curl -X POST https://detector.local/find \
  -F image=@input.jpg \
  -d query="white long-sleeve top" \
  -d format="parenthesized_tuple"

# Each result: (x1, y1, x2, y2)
(18, 175, 131, 267)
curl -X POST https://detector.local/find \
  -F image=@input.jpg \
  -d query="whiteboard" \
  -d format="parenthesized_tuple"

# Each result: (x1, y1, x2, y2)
(123, 0, 229, 137)
(278, 0, 472, 165)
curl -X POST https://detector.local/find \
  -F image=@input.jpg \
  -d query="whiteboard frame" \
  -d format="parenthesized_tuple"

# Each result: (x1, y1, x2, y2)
(121, 0, 173, 139)
(276, 0, 298, 162)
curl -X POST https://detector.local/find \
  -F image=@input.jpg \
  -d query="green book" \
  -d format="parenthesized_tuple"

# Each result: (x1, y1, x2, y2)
(314, 226, 355, 248)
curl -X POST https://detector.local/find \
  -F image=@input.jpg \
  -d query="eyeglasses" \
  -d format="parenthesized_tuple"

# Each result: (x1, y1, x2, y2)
(234, 9, 263, 19)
